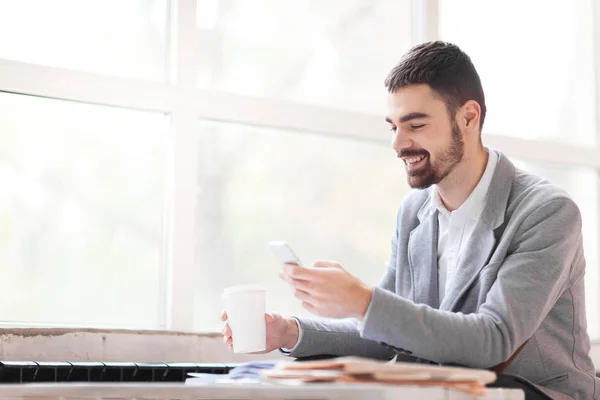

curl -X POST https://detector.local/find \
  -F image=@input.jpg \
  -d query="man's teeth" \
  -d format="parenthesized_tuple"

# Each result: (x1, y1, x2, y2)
(405, 155, 426, 165)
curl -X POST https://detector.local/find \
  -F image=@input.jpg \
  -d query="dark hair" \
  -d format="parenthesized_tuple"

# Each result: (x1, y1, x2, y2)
(384, 41, 486, 130)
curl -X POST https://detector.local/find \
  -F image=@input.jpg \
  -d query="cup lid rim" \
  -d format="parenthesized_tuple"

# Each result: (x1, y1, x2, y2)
(222, 284, 266, 295)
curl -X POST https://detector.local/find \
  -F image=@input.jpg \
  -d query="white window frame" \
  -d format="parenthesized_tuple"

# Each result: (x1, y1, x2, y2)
(0, 0, 598, 336)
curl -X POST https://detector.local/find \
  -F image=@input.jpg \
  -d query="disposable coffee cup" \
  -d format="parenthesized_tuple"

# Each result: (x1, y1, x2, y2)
(222, 285, 267, 353)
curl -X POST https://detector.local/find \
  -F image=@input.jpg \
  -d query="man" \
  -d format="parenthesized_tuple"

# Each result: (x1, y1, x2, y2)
(222, 41, 599, 399)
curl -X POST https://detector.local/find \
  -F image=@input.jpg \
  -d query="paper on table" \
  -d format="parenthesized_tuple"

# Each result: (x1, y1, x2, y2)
(261, 356, 495, 397)
(275, 356, 495, 384)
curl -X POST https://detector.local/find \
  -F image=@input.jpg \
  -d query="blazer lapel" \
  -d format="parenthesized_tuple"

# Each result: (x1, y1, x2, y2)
(439, 150, 516, 312)
(439, 221, 496, 311)
(408, 208, 440, 309)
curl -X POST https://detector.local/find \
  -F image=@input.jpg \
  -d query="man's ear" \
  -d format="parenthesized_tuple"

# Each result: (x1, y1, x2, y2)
(462, 100, 481, 130)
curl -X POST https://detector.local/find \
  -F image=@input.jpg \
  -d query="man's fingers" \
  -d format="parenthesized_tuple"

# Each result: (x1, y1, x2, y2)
(302, 301, 318, 314)
(222, 323, 231, 337)
(291, 279, 317, 294)
(296, 291, 320, 314)
(312, 259, 342, 269)
(221, 311, 228, 321)
(265, 312, 275, 323)
(224, 332, 233, 350)
(279, 270, 293, 284)
(294, 288, 312, 302)
(281, 272, 310, 291)
(280, 271, 319, 294)
(283, 263, 322, 281)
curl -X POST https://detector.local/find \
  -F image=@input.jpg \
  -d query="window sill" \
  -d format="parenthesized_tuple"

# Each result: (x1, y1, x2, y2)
(0, 328, 282, 363)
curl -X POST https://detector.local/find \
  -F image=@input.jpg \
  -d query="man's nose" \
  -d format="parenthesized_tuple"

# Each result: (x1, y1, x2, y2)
(392, 128, 412, 153)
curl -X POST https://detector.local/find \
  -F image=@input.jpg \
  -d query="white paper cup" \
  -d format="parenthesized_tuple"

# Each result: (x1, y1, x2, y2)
(222, 285, 267, 353)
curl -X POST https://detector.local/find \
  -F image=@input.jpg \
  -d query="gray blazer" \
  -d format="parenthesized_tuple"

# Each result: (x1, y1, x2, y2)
(286, 152, 599, 399)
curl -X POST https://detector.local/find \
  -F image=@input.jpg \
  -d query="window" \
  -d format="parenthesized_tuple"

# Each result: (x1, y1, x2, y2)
(439, 0, 596, 146)
(194, 121, 409, 331)
(0, 93, 167, 328)
(0, 0, 415, 331)
(196, 0, 412, 113)
(0, 0, 168, 80)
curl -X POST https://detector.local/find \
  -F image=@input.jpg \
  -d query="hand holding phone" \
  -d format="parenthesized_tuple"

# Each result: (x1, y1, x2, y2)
(268, 241, 302, 265)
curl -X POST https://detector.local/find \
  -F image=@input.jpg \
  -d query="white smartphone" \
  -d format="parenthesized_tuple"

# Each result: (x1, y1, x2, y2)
(268, 241, 302, 265)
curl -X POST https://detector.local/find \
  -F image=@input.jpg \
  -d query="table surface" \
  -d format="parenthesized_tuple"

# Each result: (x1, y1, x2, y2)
(0, 382, 525, 400)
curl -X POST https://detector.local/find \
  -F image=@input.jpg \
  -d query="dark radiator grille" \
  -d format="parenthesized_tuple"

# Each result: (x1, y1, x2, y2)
(4, 361, 594, 384)
(0, 361, 235, 383)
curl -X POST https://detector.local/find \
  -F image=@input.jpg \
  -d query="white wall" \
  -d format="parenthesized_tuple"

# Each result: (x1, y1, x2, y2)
(0, 329, 596, 370)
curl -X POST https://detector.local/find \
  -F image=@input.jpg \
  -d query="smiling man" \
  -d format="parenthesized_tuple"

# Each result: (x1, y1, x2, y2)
(222, 41, 599, 399)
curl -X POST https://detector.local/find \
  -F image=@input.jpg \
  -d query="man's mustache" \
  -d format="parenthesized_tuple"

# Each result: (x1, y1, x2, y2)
(397, 150, 429, 158)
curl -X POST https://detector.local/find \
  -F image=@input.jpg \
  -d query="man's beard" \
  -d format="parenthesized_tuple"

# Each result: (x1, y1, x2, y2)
(399, 122, 464, 190)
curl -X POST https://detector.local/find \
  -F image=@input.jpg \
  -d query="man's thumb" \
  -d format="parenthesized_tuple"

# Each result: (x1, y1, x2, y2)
(265, 313, 275, 323)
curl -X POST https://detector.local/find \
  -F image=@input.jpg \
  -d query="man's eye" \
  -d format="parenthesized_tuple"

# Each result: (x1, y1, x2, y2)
(389, 126, 397, 132)
(411, 124, 425, 130)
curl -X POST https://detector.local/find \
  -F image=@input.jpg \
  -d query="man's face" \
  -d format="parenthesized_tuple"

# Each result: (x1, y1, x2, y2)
(386, 84, 464, 189)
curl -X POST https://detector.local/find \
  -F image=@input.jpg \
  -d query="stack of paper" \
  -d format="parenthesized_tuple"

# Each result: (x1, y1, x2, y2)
(261, 357, 496, 396)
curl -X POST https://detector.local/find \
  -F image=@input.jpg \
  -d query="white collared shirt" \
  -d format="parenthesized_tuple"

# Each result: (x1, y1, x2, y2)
(432, 148, 499, 302)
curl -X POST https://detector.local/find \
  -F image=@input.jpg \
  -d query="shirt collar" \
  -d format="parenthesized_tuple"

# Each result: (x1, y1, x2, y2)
(431, 148, 499, 219)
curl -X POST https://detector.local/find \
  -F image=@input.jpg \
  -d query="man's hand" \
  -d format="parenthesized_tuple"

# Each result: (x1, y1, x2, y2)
(279, 260, 373, 319)
(221, 311, 299, 353)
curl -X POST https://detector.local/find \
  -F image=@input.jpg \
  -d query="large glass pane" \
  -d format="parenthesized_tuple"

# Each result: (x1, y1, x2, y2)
(513, 160, 600, 339)
(0, 0, 168, 81)
(439, 1, 596, 147)
(0, 93, 167, 328)
(194, 121, 410, 331)
(196, 0, 412, 114)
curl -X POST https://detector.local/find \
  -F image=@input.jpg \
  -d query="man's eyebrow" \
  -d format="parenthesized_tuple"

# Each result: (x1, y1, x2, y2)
(385, 113, 430, 124)
(399, 112, 430, 123)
